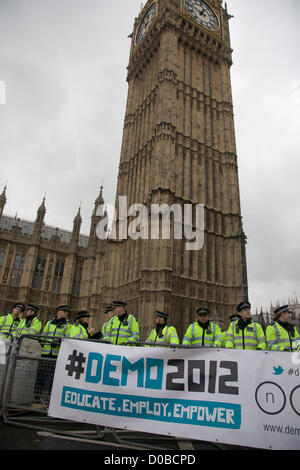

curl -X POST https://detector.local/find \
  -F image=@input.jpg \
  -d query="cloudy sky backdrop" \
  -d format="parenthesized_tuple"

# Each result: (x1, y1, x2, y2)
(0, 0, 299, 313)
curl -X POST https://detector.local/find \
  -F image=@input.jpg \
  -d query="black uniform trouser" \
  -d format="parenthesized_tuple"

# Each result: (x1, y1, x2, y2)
(34, 355, 57, 401)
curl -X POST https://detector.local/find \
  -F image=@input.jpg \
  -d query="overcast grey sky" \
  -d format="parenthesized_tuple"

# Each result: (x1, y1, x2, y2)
(0, 0, 299, 313)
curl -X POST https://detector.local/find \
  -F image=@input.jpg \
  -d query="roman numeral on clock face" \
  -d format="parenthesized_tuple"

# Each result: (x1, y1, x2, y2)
(185, 0, 219, 32)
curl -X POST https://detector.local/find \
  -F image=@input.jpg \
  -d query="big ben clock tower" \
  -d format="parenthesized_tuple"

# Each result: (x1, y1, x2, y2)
(101, 0, 248, 339)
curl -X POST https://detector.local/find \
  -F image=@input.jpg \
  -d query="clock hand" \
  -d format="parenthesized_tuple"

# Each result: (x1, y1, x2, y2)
(194, 6, 206, 17)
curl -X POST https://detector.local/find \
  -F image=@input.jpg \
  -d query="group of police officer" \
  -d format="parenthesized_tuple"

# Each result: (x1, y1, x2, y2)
(1, 299, 300, 357)
(1, 298, 299, 408)
(101, 300, 300, 352)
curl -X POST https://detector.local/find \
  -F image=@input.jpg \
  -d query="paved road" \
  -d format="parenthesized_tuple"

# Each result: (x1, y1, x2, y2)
(0, 419, 109, 450)
(0, 418, 252, 453)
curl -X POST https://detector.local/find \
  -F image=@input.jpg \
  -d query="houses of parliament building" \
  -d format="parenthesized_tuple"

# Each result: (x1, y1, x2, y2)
(0, 184, 108, 329)
(0, 0, 249, 340)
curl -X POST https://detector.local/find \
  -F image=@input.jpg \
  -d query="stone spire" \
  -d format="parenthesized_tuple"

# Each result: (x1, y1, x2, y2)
(89, 185, 107, 241)
(71, 205, 82, 246)
(0, 185, 7, 220)
(94, 185, 104, 213)
(34, 196, 46, 236)
(73, 205, 82, 234)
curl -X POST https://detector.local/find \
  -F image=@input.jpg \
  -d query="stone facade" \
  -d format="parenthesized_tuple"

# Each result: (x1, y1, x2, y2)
(0, 1, 248, 339)
(0, 185, 107, 329)
(101, 0, 248, 339)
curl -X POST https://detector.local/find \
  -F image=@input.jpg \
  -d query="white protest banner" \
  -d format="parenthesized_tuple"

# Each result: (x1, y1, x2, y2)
(48, 339, 300, 450)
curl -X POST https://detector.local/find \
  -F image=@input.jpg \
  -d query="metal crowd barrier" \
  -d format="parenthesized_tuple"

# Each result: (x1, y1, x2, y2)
(0, 335, 229, 449)
(124, 340, 216, 349)
(0, 333, 14, 416)
(106, 340, 223, 449)
(1, 334, 106, 440)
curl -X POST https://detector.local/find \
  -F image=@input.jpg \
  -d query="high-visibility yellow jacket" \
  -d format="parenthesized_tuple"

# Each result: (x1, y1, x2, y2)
(225, 320, 266, 350)
(102, 316, 115, 337)
(0, 314, 21, 339)
(16, 315, 42, 338)
(182, 321, 223, 348)
(102, 313, 139, 345)
(146, 325, 179, 346)
(266, 322, 300, 351)
(41, 319, 72, 356)
(69, 323, 90, 340)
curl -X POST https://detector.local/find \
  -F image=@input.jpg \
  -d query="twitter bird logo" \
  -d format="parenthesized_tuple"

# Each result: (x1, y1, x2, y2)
(273, 366, 284, 376)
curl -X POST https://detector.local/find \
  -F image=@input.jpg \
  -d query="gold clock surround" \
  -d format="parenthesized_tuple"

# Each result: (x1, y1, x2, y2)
(134, 0, 158, 47)
(181, 0, 221, 35)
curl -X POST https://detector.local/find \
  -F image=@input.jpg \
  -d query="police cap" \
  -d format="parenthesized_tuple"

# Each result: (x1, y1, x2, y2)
(13, 303, 25, 312)
(56, 305, 69, 312)
(196, 307, 210, 316)
(237, 301, 251, 312)
(75, 310, 91, 320)
(273, 305, 289, 319)
(155, 310, 168, 319)
(112, 300, 127, 307)
(105, 305, 114, 314)
(26, 304, 39, 313)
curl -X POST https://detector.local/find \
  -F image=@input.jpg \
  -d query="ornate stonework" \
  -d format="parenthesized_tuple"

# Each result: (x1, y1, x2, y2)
(100, 0, 248, 339)
(0, 187, 106, 328)
(0, 1, 248, 338)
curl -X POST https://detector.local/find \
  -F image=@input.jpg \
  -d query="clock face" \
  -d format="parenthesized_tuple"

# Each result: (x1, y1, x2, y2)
(135, 2, 157, 45)
(185, 0, 219, 31)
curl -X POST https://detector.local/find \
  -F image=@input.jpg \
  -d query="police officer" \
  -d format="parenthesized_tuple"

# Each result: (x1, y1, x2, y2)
(229, 313, 241, 323)
(16, 304, 42, 338)
(225, 301, 266, 350)
(102, 300, 139, 345)
(222, 314, 242, 346)
(182, 307, 223, 348)
(40, 305, 72, 356)
(34, 306, 71, 404)
(220, 331, 226, 348)
(145, 311, 179, 346)
(266, 305, 300, 351)
(101, 305, 115, 337)
(69, 311, 96, 339)
(0, 302, 25, 339)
